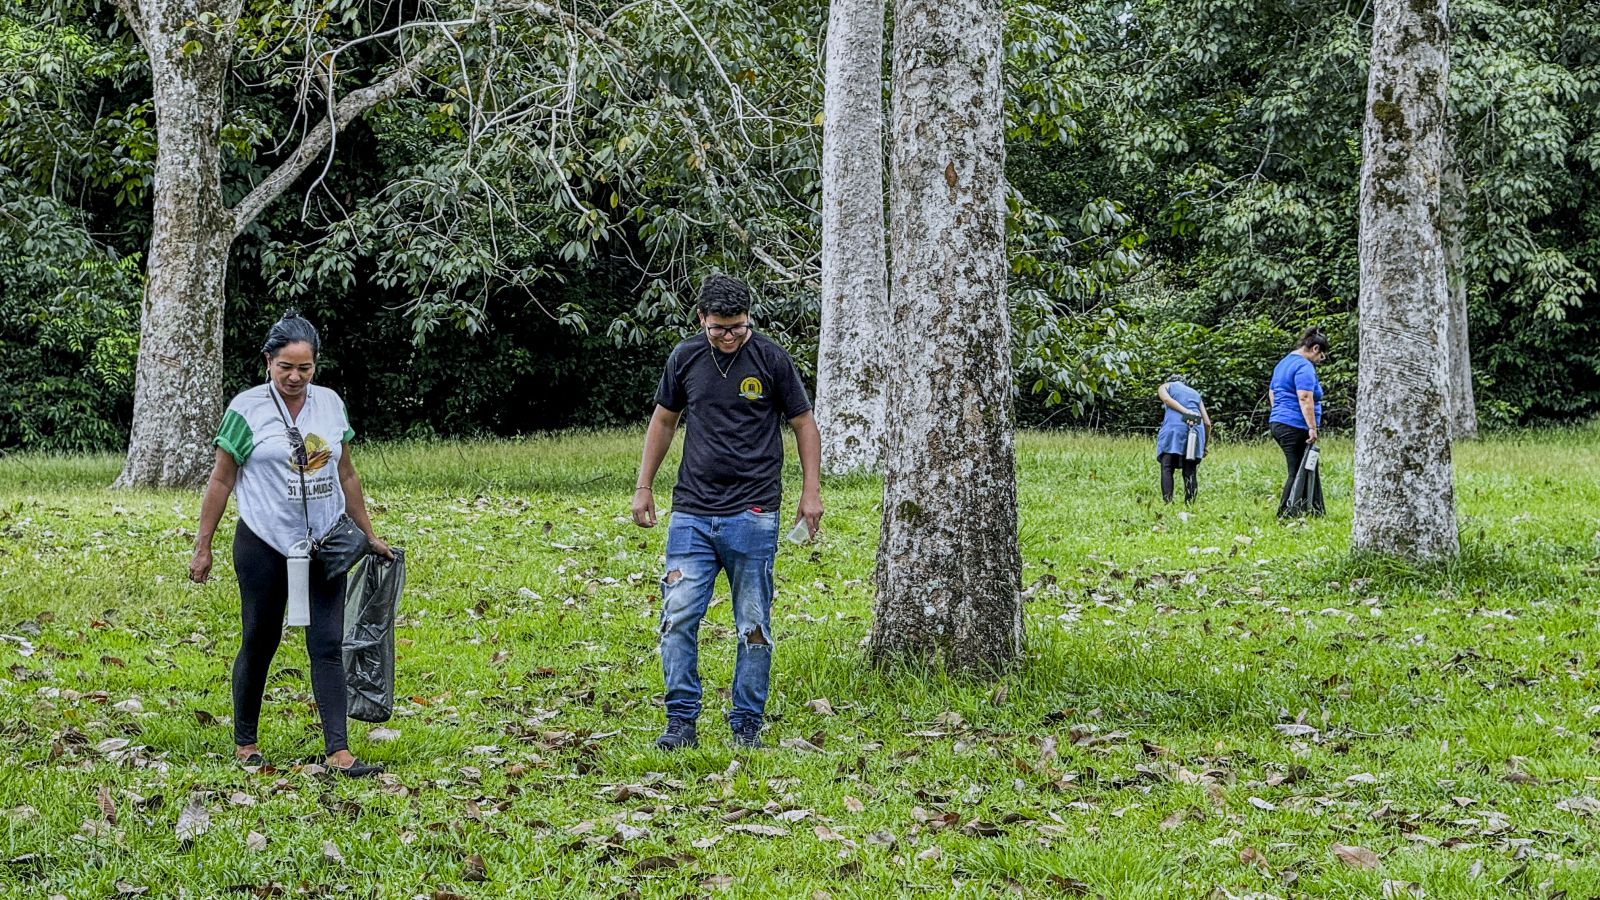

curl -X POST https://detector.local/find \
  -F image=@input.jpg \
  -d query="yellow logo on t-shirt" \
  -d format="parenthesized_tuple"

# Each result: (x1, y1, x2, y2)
(739, 377, 764, 401)
(290, 432, 334, 474)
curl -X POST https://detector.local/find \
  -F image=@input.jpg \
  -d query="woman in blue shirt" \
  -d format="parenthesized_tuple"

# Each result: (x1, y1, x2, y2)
(1268, 328, 1330, 516)
(1155, 375, 1212, 503)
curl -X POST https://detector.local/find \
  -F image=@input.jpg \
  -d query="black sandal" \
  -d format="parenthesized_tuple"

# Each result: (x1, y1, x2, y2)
(327, 758, 383, 778)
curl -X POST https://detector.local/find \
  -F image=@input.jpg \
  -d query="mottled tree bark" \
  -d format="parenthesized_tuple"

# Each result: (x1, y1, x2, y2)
(814, 0, 890, 474)
(869, 0, 1021, 673)
(1442, 162, 1478, 439)
(1352, 0, 1459, 559)
(111, 0, 454, 487)
(112, 0, 240, 489)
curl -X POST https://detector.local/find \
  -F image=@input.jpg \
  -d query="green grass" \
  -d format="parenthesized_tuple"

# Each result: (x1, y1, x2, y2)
(2, 426, 1599, 898)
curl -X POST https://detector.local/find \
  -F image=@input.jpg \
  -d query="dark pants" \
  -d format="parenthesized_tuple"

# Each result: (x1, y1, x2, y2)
(1270, 422, 1324, 517)
(1158, 452, 1199, 503)
(231, 521, 349, 755)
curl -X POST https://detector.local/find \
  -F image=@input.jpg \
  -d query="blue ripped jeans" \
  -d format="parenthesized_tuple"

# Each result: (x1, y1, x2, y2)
(659, 510, 777, 729)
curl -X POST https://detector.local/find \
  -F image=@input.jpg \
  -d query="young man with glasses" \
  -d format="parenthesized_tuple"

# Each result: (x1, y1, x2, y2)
(632, 274, 823, 750)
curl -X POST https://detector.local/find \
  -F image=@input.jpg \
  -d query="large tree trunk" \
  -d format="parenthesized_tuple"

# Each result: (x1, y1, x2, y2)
(1352, 0, 1458, 559)
(1442, 163, 1478, 439)
(868, 0, 1020, 673)
(813, 0, 890, 474)
(113, 0, 240, 489)
(111, 1, 454, 488)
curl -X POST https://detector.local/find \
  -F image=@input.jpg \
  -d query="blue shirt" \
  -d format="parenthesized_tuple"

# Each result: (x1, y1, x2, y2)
(1269, 353, 1322, 427)
(1156, 381, 1206, 459)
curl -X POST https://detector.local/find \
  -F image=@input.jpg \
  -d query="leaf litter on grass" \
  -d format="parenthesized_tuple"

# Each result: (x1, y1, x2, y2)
(6, 431, 1600, 896)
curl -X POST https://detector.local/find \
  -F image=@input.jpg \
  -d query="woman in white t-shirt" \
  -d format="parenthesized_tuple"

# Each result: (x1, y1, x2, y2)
(187, 312, 393, 776)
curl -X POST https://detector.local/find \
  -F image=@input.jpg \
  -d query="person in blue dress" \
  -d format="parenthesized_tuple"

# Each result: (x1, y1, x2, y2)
(1155, 375, 1212, 504)
(1268, 327, 1331, 516)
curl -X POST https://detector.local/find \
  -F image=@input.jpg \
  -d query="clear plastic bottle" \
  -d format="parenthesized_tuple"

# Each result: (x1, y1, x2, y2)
(786, 520, 812, 544)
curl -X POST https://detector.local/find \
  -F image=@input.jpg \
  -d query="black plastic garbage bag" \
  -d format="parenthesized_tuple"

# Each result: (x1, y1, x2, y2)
(343, 548, 405, 723)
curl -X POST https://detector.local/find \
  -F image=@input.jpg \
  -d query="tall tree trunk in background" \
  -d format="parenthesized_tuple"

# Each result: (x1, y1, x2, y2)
(1442, 160, 1479, 439)
(111, 0, 452, 488)
(112, 0, 240, 489)
(868, 0, 1020, 673)
(1352, 0, 1459, 559)
(814, 0, 890, 474)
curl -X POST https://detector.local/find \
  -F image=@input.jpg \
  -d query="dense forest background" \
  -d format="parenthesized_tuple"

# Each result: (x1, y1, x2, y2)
(3, 0, 1596, 452)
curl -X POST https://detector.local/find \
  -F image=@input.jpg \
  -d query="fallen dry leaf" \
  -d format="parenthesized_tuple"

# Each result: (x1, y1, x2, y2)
(246, 831, 267, 852)
(1555, 796, 1600, 817)
(175, 796, 210, 842)
(1239, 847, 1271, 871)
(843, 796, 865, 814)
(806, 698, 835, 716)
(780, 736, 825, 754)
(95, 785, 116, 824)
(727, 824, 789, 837)
(463, 853, 487, 882)
(1332, 843, 1380, 869)
(701, 875, 736, 890)
(1274, 724, 1319, 738)
(1381, 880, 1424, 898)
(1047, 874, 1092, 895)
(962, 820, 1004, 838)
(368, 727, 402, 742)
(632, 855, 684, 873)
(321, 840, 343, 864)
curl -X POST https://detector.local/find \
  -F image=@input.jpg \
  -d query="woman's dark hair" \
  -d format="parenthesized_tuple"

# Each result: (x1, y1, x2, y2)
(697, 274, 752, 317)
(261, 310, 321, 359)
(1297, 327, 1330, 353)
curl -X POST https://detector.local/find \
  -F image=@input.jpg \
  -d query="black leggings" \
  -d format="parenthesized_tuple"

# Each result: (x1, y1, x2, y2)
(232, 521, 348, 755)
(1158, 452, 1198, 503)
(1270, 422, 1325, 516)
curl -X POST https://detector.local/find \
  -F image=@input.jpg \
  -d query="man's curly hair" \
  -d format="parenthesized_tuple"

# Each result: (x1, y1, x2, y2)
(697, 274, 752, 318)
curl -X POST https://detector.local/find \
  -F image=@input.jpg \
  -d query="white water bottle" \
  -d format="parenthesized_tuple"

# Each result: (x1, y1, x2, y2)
(1184, 424, 1199, 461)
(1303, 444, 1321, 472)
(286, 540, 312, 627)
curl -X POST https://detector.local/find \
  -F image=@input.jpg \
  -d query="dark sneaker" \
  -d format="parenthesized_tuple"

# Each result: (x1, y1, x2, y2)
(655, 718, 698, 751)
(328, 757, 384, 778)
(731, 719, 764, 750)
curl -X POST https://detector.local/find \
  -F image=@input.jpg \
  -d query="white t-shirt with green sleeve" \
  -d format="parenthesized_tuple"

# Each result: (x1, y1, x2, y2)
(213, 383, 355, 557)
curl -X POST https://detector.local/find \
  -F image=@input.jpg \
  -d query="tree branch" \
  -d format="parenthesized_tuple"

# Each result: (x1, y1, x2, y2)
(228, 33, 455, 237)
(109, 0, 148, 47)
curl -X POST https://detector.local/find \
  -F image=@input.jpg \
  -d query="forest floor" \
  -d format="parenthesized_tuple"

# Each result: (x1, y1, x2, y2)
(2, 426, 1599, 899)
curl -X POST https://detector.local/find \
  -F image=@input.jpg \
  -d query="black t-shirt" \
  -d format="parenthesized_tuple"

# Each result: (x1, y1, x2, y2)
(654, 331, 812, 516)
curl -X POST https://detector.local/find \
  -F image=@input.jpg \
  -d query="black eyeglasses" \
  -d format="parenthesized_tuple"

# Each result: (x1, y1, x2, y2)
(285, 426, 308, 468)
(706, 323, 751, 337)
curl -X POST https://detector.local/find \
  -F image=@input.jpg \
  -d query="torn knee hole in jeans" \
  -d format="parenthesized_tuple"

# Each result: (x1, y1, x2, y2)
(664, 569, 683, 586)
(740, 624, 770, 647)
